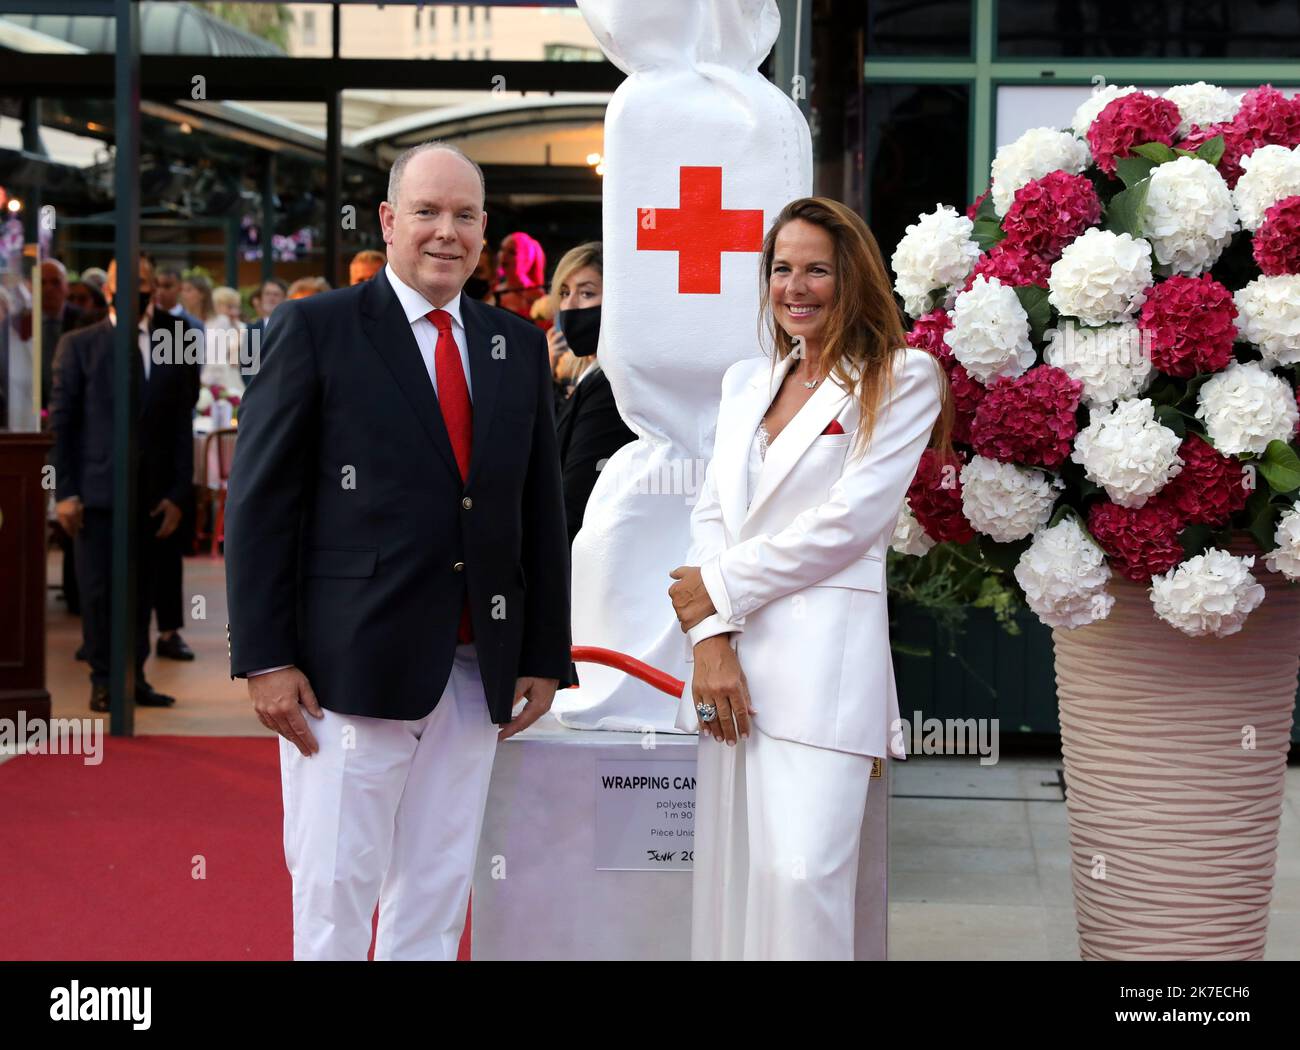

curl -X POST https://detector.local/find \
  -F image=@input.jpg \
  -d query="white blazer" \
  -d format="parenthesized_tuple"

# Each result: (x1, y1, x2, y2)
(674, 346, 944, 759)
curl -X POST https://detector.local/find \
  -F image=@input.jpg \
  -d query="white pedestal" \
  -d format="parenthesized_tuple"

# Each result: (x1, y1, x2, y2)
(471, 713, 890, 960)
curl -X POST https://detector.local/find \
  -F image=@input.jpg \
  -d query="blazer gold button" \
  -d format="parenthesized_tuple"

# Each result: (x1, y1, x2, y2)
(453, 561, 465, 572)
(462, 497, 473, 510)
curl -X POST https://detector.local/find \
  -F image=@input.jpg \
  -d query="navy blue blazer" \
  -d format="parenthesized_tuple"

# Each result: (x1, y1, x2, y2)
(50, 315, 200, 510)
(223, 269, 576, 724)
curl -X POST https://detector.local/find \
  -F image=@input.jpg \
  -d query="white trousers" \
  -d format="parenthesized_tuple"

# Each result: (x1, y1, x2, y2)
(691, 727, 874, 960)
(280, 643, 499, 961)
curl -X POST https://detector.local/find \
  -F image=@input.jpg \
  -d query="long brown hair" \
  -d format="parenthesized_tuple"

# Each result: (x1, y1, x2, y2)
(758, 197, 954, 462)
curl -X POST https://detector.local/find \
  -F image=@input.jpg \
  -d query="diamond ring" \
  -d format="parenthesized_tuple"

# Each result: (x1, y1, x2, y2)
(695, 702, 717, 723)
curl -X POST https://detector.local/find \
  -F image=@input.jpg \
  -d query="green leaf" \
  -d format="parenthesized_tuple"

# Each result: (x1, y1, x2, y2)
(977, 535, 1033, 573)
(1115, 156, 1157, 188)
(1130, 141, 1178, 163)
(1176, 372, 1214, 410)
(1246, 488, 1279, 553)
(1013, 284, 1053, 342)
(972, 217, 1006, 252)
(1258, 440, 1300, 494)
(1195, 134, 1226, 167)
(1154, 403, 1186, 438)
(974, 191, 999, 224)
(1179, 523, 1213, 560)
(1103, 177, 1151, 238)
(1145, 375, 1182, 407)
(1045, 502, 1079, 531)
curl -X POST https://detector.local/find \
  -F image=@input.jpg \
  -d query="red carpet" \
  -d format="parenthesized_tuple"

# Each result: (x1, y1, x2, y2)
(0, 736, 471, 960)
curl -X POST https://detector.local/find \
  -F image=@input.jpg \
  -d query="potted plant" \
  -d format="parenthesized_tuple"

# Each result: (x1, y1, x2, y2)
(889, 82, 1300, 960)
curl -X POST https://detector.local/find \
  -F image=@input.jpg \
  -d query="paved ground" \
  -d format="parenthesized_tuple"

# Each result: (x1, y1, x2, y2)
(30, 552, 1300, 960)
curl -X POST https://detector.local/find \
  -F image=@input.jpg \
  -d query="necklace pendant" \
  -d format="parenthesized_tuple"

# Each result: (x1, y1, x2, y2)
(802, 378, 818, 389)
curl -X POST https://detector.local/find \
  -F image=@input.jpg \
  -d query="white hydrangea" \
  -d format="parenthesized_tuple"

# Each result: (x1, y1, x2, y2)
(1141, 156, 1239, 275)
(942, 276, 1035, 383)
(1014, 518, 1114, 629)
(1232, 144, 1300, 231)
(1233, 275, 1300, 366)
(1195, 360, 1300, 456)
(1263, 501, 1300, 579)
(959, 457, 1064, 542)
(1048, 228, 1154, 326)
(891, 501, 936, 556)
(990, 128, 1092, 216)
(1163, 82, 1241, 137)
(1071, 84, 1139, 138)
(1071, 397, 1184, 507)
(196, 387, 214, 413)
(1043, 319, 1154, 408)
(890, 205, 981, 318)
(1149, 548, 1265, 637)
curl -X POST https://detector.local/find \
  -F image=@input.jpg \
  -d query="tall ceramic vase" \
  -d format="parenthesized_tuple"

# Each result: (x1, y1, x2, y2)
(1051, 534, 1299, 960)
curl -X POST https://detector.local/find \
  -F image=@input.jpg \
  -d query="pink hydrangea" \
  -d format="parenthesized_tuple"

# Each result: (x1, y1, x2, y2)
(906, 309, 954, 361)
(1136, 274, 1238, 378)
(907, 448, 975, 544)
(947, 360, 985, 446)
(1179, 121, 1256, 187)
(1253, 194, 1300, 276)
(1154, 433, 1250, 527)
(1001, 170, 1102, 259)
(1087, 499, 1185, 582)
(1087, 91, 1182, 176)
(1234, 85, 1300, 150)
(965, 241, 1054, 290)
(965, 189, 990, 221)
(969, 365, 1083, 468)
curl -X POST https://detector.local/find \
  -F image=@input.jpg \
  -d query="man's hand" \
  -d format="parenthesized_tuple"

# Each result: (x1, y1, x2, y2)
(150, 498, 182, 538)
(499, 676, 559, 742)
(248, 666, 323, 756)
(691, 635, 754, 745)
(668, 564, 716, 633)
(56, 496, 83, 538)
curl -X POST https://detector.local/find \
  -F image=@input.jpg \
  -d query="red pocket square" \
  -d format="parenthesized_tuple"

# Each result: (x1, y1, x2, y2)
(822, 419, 845, 435)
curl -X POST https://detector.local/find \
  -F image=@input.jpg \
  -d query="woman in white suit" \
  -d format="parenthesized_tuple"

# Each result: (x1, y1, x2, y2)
(668, 197, 953, 960)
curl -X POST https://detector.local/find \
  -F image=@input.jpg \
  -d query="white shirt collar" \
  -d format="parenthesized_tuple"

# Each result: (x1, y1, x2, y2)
(385, 262, 464, 330)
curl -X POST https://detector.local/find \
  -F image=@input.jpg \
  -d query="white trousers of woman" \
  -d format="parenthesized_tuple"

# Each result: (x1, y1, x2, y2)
(691, 726, 875, 960)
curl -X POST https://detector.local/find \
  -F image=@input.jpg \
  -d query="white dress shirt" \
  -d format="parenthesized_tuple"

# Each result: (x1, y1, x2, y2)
(385, 262, 473, 402)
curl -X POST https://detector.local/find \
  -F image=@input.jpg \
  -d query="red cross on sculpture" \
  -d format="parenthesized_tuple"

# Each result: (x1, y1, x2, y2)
(636, 166, 765, 295)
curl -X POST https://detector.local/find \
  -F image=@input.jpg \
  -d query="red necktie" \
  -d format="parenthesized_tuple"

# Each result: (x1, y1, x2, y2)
(427, 308, 474, 644)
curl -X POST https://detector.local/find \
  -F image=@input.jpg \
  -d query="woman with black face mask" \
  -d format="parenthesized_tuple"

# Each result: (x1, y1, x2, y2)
(549, 242, 635, 547)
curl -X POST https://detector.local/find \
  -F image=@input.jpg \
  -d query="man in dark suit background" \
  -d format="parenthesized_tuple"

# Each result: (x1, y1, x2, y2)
(50, 254, 195, 711)
(224, 142, 574, 961)
(149, 264, 204, 661)
(244, 276, 286, 350)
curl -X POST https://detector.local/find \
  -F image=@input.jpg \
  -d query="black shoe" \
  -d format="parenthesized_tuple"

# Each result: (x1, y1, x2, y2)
(75, 645, 88, 662)
(156, 634, 195, 661)
(135, 682, 176, 707)
(90, 684, 110, 712)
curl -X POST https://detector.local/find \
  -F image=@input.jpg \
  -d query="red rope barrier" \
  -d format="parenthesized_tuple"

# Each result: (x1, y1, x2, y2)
(570, 646, 685, 699)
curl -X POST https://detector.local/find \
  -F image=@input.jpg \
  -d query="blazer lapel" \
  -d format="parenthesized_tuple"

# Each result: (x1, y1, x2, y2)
(360, 269, 460, 483)
(743, 361, 852, 527)
(715, 354, 794, 537)
(460, 295, 503, 492)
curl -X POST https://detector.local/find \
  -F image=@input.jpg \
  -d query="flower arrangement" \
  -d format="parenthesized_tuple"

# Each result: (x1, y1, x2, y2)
(197, 383, 241, 420)
(890, 82, 1300, 638)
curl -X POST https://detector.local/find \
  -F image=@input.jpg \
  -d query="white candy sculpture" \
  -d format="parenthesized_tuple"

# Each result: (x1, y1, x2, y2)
(553, 0, 813, 731)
